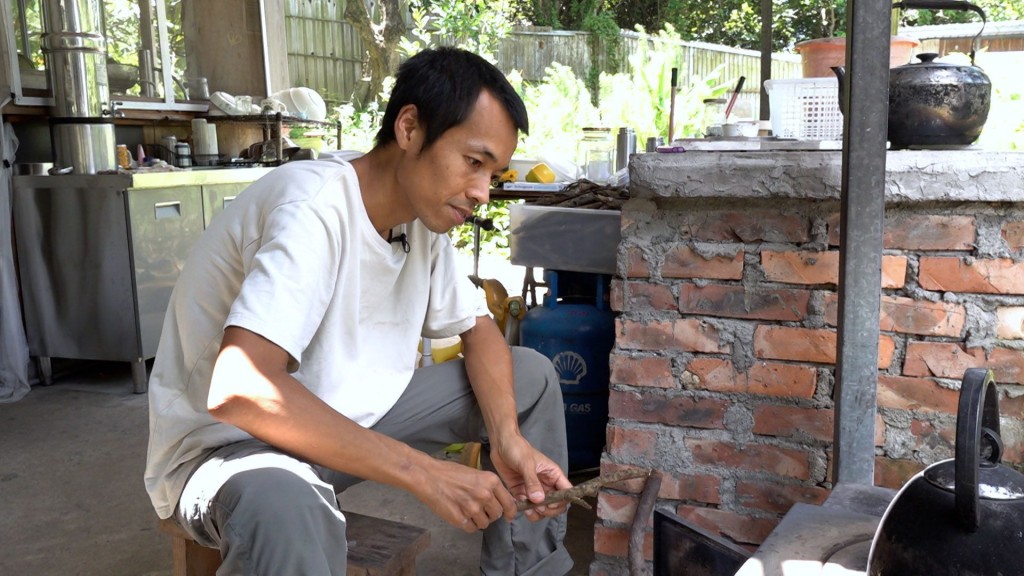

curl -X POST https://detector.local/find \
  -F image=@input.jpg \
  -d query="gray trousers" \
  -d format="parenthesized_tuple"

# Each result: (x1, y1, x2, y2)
(175, 346, 572, 576)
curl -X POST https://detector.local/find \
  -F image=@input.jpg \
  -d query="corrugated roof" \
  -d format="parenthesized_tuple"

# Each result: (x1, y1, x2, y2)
(900, 19, 1024, 39)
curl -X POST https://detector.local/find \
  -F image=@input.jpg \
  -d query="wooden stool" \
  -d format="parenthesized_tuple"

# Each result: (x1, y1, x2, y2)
(158, 511, 430, 576)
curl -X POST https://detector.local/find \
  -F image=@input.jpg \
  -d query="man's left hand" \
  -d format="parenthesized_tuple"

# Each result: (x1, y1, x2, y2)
(489, 435, 572, 521)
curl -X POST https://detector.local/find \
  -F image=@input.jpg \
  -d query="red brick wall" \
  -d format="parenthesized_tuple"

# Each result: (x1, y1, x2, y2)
(594, 198, 1024, 573)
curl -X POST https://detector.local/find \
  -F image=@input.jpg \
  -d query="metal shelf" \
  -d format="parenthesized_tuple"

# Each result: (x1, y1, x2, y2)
(206, 112, 341, 164)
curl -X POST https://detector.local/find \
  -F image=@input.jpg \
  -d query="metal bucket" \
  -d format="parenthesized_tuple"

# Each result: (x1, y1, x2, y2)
(51, 120, 116, 174)
(14, 163, 55, 176)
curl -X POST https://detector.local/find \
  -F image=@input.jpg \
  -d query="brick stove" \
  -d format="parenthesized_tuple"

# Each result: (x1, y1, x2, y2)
(590, 150, 1024, 575)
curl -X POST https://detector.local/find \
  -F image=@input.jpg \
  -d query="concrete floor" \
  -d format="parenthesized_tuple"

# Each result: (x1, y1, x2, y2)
(0, 361, 596, 575)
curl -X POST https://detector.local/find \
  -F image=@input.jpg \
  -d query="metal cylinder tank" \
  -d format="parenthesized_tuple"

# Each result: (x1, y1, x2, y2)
(50, 119, 116, 174)
(520, 270, 615, 472)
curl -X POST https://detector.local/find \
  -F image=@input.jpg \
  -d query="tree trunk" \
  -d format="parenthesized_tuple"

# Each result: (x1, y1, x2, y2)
(344, 0, 409, 106)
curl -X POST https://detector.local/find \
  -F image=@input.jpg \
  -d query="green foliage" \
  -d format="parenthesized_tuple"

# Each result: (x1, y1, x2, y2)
(528, 0, 604, 29)
(902, 0, 1022, 26)
(515, 63, 601, 164)
(331, 100, 386, 152)
(449, 200, 518, 257)
(403, 0, 516, 60)
(11, 1, 43, 69)
(610, 0, 1020, 51)
(597, 25, 732, 142)
(582, 10, 623, 105)
(974, 52, 1024, 151)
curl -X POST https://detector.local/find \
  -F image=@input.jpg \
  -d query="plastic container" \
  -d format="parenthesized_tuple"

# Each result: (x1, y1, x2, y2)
(578, 127, 614, 184)
(765, 77, 843, 140)
(510, 204, 621, 274)
(796, 36, 921, 78)
(702, 98, 727, 137)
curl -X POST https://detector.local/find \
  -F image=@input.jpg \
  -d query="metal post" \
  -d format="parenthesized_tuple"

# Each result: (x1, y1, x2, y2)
(833, 0, 892, 485)
(759, 0, 773, 121)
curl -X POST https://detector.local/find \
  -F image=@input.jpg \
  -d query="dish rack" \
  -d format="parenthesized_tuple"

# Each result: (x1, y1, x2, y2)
(141, 143, 226, 168)
(765, 78, 843, 141)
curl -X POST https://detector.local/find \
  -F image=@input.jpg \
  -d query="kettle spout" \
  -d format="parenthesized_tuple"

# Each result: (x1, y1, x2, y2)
(830, 66, 846, 115)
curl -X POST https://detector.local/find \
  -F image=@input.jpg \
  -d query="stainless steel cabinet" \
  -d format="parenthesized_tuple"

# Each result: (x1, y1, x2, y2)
(128, 185, 205, 362)
(13, 175, 203, 392)
(12, 169, 268, 392)
(201, 182, 249, 228)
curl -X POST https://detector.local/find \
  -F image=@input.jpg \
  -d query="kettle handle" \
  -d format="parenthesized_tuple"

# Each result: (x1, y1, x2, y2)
(892, 1, 987, 65)
(954, 368, 1001, 532)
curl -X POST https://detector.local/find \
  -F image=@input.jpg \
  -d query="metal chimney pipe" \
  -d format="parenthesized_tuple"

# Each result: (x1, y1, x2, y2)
(41, 0, 109, 118)
(41, 0, 116, 173)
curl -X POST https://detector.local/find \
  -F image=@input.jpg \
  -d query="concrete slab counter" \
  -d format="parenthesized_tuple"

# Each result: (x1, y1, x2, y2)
(592, 150, 1024, 575)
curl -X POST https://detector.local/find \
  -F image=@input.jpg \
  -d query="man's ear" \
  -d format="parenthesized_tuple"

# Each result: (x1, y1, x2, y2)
(394, 104, 422, 151)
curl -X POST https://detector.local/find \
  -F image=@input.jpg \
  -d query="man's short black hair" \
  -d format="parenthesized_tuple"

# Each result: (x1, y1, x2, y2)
(374, 47, 529, 150)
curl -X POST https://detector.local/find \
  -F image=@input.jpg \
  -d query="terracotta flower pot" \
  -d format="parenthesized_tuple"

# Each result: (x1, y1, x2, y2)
(795, 35, 920, 78)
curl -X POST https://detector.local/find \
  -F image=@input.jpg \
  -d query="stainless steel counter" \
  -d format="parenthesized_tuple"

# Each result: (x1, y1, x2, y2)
(12, 166, 274, 190)
(735, 484, 897, 576)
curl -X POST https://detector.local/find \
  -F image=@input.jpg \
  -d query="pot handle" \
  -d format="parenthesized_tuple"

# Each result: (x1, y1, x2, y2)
(892, 0, 986, 65)
(954, 368, 1001, 532)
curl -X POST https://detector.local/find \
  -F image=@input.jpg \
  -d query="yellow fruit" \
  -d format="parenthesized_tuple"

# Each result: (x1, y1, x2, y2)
(526, 163, 556, 183)
(497, 169, 518, 183)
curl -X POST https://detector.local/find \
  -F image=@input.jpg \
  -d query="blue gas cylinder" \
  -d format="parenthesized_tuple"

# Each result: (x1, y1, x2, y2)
(520, 270, 615, 471)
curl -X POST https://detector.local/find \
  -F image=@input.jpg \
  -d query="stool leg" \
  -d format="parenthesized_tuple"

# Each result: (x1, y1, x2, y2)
(171, 537, 222, 576)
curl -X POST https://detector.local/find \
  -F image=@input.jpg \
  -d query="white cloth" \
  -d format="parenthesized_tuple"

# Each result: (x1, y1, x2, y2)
(0, 120, 30, 403)
(145, 156, 485, 517)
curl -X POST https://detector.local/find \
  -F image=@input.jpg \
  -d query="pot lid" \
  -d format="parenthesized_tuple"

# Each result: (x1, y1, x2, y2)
(925, 459, 1024, 500)
(900, 52, 969, 69)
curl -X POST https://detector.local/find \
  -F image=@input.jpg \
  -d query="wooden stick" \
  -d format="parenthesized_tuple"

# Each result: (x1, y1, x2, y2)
(629, 469, 664, 576)
(516, 468, 651, 512)
(668, 67, 678, 143)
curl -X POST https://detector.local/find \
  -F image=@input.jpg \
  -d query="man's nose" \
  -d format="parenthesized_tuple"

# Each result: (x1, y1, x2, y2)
(468, 176, 490, 206)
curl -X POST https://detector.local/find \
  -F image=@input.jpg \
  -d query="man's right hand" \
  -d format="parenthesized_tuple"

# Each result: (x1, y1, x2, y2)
(414, 458, 518, 533)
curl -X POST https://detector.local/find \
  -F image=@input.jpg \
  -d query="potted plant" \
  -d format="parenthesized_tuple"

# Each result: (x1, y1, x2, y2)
(794, 0, 919, 77)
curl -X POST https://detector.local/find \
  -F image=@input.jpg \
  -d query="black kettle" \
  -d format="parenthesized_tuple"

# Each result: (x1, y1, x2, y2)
(867, 368, 1024, 575)
(832, 0, 992, 149)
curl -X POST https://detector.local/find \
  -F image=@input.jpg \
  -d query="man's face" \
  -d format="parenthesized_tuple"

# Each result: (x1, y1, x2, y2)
(398, 90, 518, 234)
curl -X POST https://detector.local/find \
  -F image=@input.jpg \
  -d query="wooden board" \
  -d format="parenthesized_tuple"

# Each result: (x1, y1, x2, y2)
(345, 511, 431, 576)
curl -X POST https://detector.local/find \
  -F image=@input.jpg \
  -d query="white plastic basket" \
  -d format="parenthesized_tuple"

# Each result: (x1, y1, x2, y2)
(765, 78, 843, 140)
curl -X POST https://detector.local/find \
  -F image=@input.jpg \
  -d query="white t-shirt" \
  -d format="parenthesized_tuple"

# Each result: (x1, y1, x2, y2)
(144, 156, 485, 518)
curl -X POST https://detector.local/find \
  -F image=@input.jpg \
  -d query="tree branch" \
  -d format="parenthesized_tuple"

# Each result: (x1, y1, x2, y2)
(629, 469, 663, 576)
(516, 468, 651, 511)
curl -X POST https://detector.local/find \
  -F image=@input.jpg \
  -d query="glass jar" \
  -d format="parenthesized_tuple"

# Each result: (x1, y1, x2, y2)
(579, 127, 614, 183)
(116, 144, 131, 170)
(702, 98, 728, 137)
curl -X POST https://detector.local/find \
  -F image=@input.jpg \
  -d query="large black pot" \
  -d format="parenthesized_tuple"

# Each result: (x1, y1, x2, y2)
(867, 368, 1024, 575)
(832, 0, 991, 149)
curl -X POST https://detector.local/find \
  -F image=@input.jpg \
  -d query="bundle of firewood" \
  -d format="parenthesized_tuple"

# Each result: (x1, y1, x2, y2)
(526, 179, 629, 210)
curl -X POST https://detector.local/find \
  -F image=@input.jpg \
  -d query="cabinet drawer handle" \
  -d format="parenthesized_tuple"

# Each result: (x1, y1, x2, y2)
(222, 195, 237, 210)
(154, 201, 182, 219)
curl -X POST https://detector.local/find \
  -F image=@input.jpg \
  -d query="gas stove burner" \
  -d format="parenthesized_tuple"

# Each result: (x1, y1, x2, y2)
(821, 537, 872, 575)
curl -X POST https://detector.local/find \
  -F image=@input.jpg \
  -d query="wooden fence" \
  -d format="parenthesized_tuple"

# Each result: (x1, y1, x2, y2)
(283, 1, 802, 110)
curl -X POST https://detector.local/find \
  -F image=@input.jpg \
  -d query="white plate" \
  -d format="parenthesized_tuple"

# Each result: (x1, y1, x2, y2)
(210, 91, 246, 116)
